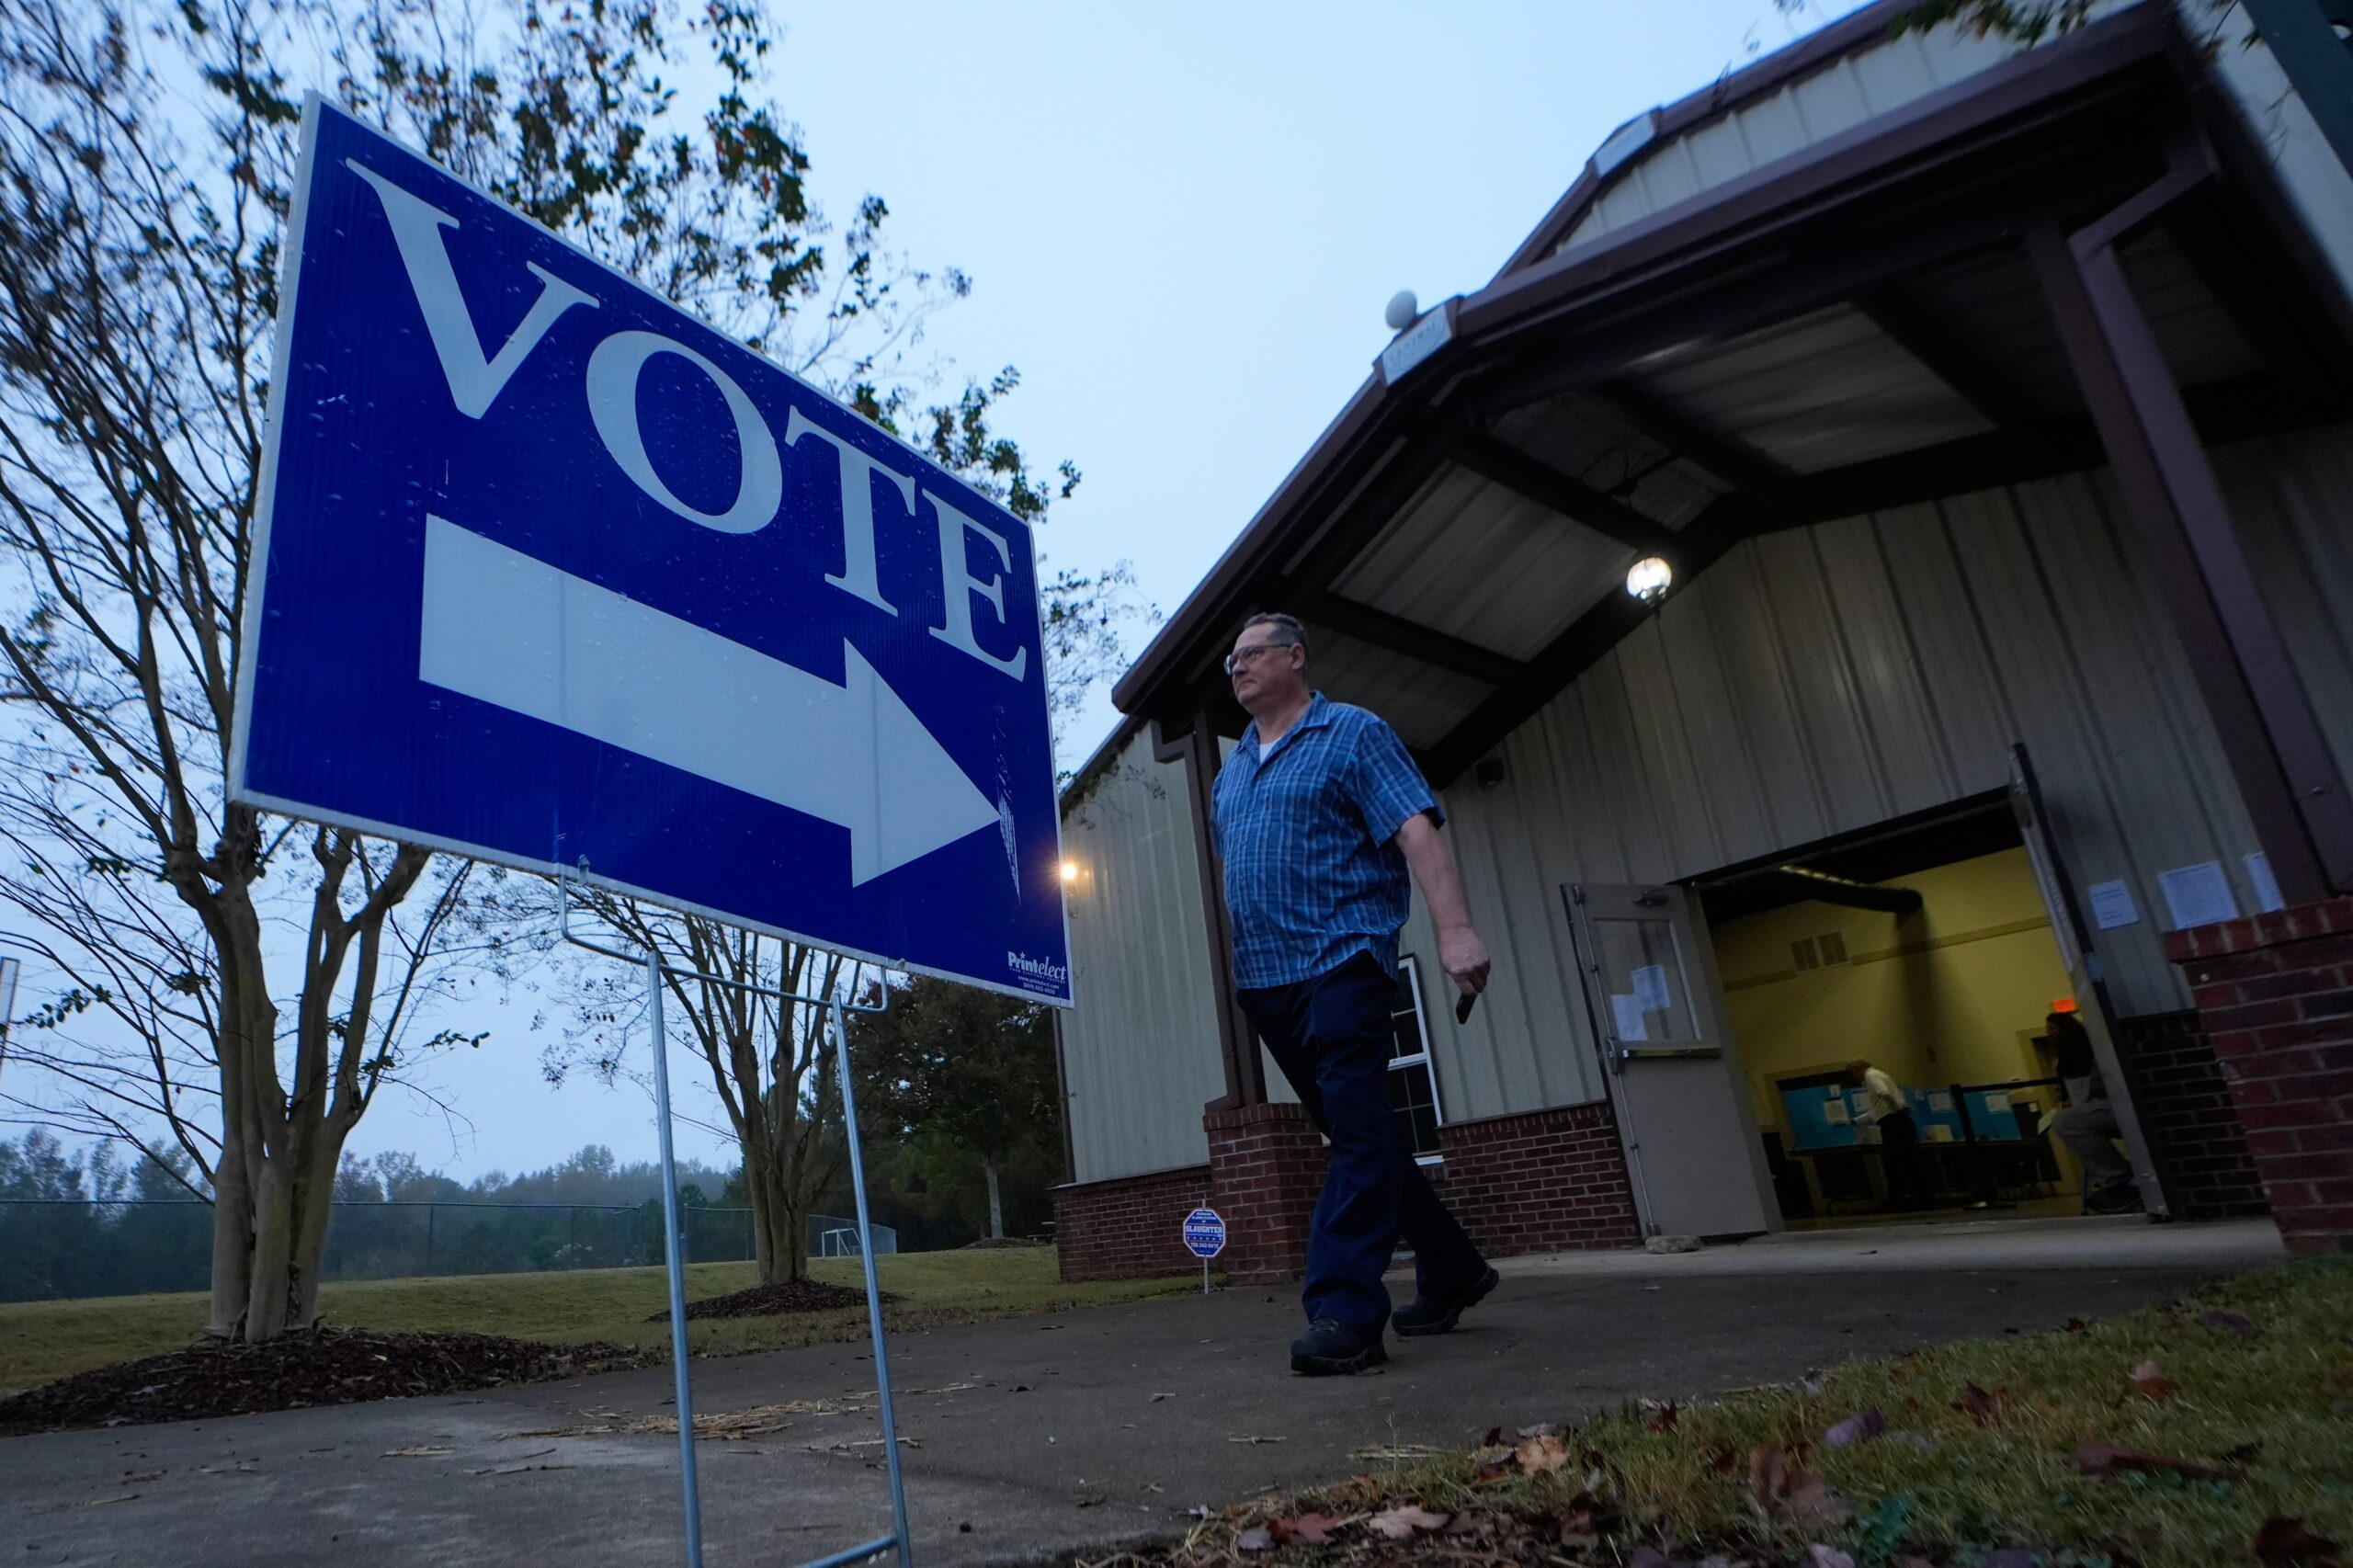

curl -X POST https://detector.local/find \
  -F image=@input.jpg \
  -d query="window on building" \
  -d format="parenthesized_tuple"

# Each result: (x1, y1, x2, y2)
(1387, 957, 1446, 1165)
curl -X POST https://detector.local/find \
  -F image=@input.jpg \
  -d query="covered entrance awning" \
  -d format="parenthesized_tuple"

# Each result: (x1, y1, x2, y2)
(1113, 1, 2353, 982)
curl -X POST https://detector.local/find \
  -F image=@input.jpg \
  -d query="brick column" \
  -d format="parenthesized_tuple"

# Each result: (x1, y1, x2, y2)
(2166, 897, 2353, 1257)
(1203, 1102, 1324, 1283)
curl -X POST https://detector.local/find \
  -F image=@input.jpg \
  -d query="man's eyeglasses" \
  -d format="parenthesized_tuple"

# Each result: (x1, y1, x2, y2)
(1224, 643, 1290, 676)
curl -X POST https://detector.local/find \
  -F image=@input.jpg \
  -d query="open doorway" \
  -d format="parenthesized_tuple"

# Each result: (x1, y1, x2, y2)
(1692, 797, 2115, 1230)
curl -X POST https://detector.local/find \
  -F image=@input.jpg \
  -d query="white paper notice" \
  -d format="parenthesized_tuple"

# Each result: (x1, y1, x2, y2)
(2159, 861, 2239, 931)
(1928, 1091, 1954, 1114)
(1608, 994, 1647, 1042)
(1823, 1098, 1851, 1127)
(2245, 851, 2285, 915)
(1985, 1092, 2012, 1114)
(1631, 963, 1673, 1013)
(2087, 880, 2140, 930)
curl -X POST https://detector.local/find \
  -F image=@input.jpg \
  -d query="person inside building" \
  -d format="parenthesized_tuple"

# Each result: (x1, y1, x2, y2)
(1212, 611, 1497, 1376)
(2043, 1009, 2141, 1214)
(1847, 1057, 1926, 1210)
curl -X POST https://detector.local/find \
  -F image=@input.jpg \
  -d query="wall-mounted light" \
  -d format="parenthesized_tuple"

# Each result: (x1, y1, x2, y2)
(1059, 858, 1081, 885)
(1625, 556, 1673, 603)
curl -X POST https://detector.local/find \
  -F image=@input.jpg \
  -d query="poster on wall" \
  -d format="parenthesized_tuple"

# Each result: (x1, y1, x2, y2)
(2087, 880, 2141, 930)
(2158, 862, 2238, 931)
(1608, 994, 1648, 1042)
(2245, 852, 2285, 915)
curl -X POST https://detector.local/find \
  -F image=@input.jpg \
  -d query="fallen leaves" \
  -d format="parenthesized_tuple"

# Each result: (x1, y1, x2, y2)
(2130, 1359, 2177, 1401)
(2071, 1441, 2235, 1482)
(1513, 1432, 1569, 1474)
(1952, 1382, 2005, 1428)
(1267, 1512, 1348, 1546)
(1237, 1506, 1438, 1551)
(1364, 1504, 1449, 1540)
(1553, 1492, 1607, 1550)
(2255, 1517, 2343, 1566)
(1823, 1408, 1887, 1449)
(1748, 1443, 1851, 1528)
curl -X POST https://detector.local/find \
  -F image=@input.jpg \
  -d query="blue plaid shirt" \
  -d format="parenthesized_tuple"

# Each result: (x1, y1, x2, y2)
(1211, 693, 1441, 990)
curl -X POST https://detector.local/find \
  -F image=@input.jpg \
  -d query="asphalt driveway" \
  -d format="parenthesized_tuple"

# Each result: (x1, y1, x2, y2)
(2, 1217, 2283, 1567)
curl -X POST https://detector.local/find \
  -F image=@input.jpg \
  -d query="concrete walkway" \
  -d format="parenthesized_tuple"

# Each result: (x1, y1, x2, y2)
(3, 1218, 2280, 1568)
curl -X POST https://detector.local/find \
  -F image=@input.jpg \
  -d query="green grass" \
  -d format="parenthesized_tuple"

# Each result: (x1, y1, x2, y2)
(1233, 1262, 2353, 1568)
(0, 1248, 1196, 1396)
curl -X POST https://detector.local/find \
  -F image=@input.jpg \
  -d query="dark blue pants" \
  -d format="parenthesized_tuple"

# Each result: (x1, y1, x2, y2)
(1238, 954, 1486, 1332)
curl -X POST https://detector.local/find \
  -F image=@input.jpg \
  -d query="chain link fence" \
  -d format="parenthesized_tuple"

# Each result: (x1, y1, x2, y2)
(0, 1199, 896, 1302)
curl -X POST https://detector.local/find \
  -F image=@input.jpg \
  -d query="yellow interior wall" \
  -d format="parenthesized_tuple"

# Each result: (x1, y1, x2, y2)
(1711, 847, 2075, 1136)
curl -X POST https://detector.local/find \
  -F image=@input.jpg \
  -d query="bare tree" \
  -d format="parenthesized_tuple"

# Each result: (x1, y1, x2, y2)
(0, 0, 1117, 1337)
(551, 901, 855, 1285)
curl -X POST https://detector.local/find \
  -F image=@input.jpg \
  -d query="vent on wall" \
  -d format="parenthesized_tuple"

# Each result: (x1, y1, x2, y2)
(1790, 931, 1849, 972)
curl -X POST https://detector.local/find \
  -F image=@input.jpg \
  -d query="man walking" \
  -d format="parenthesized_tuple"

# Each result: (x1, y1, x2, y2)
(1211, 612, 1498, 1375)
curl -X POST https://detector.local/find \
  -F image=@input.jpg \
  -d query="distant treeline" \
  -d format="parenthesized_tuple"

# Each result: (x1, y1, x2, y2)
(0, 1131, 1056, 1301)
(0, 1133, 742, 1301)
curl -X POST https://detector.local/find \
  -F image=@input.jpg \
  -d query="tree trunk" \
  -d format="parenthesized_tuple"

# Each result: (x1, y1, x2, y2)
(983, 1157, 1004, 1240)
(745, 1138, 803, 1286)
(196, 844, 372, 1341)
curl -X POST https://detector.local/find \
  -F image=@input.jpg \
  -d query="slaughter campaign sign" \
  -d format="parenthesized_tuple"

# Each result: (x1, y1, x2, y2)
(232, 99, 1071, 1005)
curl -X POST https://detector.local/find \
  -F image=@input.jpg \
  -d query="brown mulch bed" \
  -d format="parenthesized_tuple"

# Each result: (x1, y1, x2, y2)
(647, 1278, 896, 1323)
(961, 1235, 1049, 1249)
(0, 1325, 645, 1435)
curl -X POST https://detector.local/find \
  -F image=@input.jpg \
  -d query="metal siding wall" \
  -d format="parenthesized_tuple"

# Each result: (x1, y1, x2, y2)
(1059, 729, 1225, 1184)
(2216, 428, 2353, 799)
(1397, 432, 2353, 1128)
(1559, 2, 2353, 291)
(1563, 18, 2022, 256)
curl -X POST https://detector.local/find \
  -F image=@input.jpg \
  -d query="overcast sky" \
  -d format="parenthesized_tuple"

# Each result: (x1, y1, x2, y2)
(17, 1, 1865, 1183)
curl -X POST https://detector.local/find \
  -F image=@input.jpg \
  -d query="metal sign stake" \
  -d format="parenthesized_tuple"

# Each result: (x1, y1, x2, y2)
(831, 997, 915, 1560)
(562, 871, 912, 1568)
(645, 948, 707, 1568)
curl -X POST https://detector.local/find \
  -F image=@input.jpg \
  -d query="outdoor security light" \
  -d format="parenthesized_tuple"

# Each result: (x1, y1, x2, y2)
(1626, 556, 1673, 603)
(1059, 858, 1081, 885)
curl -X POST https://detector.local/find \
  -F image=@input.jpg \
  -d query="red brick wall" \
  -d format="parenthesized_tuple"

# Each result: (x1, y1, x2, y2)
(1054, 1099, 1645, 1284)
(2111, 1011, 2269, 1220)
(1428, 1102, 1643, 1253)
(1052, 1163, 1211, 1282)
(2167, 897, 2353, 1257)
(1202, 1102, 1328, 1284)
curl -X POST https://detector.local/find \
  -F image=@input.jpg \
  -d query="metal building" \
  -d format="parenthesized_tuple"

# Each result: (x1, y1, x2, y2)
(1052, 0, 2353, 1279)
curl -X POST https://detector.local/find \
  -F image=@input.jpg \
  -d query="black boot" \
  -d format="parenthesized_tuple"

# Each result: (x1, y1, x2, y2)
(1290, 1317, 1388, 1375)
(1392, 1265, 1498, 1337)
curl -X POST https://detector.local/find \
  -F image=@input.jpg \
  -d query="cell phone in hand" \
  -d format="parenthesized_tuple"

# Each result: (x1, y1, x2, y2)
(1455, 992, 1478, 1026)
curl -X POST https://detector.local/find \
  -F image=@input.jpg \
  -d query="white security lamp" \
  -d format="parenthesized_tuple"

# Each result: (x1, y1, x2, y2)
(1058, 858, 1080, 886)
(1626, 556, 1674, 604)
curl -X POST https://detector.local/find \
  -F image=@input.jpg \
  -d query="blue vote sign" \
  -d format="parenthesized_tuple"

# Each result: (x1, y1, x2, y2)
(230, 100, 1071, 1005)
(1181, 1208, 1227, 1259)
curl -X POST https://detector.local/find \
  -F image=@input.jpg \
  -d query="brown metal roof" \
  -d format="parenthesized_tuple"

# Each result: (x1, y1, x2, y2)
(1106, 1, 2352, 794)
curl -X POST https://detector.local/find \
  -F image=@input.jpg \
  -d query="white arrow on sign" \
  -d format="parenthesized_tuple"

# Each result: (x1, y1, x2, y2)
(418, 516, 1002, 885)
